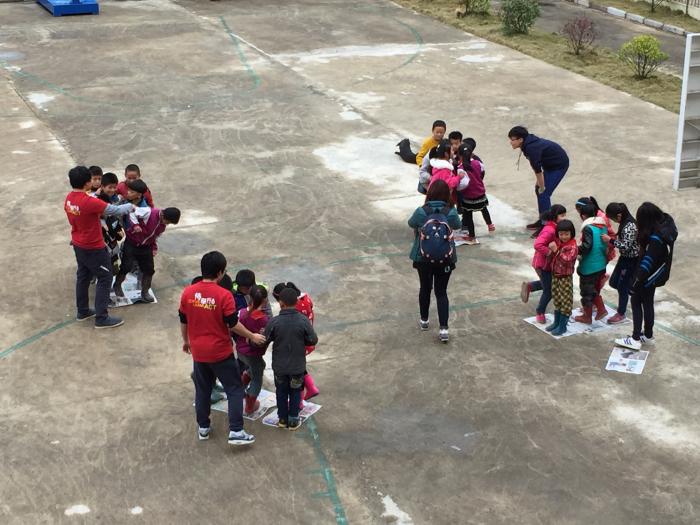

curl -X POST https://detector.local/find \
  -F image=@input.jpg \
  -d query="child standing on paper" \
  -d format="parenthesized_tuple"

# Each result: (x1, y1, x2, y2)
(603, 202, 639, 325)
(574, 200, 609, 324)
(263, 288, 318, 430)
(521, 204, 567, 323)
(547, 220, 578, 336)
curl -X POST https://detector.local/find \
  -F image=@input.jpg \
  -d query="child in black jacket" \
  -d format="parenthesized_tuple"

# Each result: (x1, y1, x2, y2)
(263, 287, 318, 430)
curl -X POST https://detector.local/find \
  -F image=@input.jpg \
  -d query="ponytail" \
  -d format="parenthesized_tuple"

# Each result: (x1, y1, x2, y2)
(540, 204, 566, 223)
(249, 285, 268, 310)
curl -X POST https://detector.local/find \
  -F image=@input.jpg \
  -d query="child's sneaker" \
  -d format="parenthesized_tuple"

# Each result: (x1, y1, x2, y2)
(419, 319, 429, 331)
(198, 427, 210, 441)
(535, 313, 546, 324)
(439, 328, 449, 343)
(288, 417, 302, 431)
(607, 313, 626, 325)
(277, 418, 288, 429)
(228, 430, 255, 445)
(76, 309, 96, 322)
(641, 335, 655, 346)
(95, 316, 124, 329)
(488, 224, 496, 232)
(615, 336, 642, 351)
(520, 282, 531, 303)
(465, 237, 480, 245)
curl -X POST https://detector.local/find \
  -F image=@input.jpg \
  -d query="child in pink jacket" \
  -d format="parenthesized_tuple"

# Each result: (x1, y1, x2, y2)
(428, 139, 468, 205)
(520, 204, 567, 323)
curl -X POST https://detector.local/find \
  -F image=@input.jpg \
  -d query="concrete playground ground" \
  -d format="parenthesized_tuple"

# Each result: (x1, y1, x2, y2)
(1, 0, 699, 523)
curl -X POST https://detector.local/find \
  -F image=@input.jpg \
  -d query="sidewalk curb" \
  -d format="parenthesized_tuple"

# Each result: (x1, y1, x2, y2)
(567, 0, 688, 36)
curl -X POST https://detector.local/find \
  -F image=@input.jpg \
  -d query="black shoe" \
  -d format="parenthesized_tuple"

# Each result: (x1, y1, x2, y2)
(140, 291, 155, 303)
(95, 316, 124, 329)
(288, 417, 301, 431)
(277, 418, 288, 429)
(76, 309, 96, 321)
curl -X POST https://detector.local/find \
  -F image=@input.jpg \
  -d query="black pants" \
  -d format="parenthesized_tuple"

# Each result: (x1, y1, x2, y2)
(461, 208, 492, 237)
(193, 355, 245, 432)
(416, 263, 453, 328)
(118, 239, 155, 277)
(275, 373, 304, 422)
(631, 287, 656, 339)
(610, 256, 636, 315)
(74, 246, 112, 322)
(579, 270, 605, 308)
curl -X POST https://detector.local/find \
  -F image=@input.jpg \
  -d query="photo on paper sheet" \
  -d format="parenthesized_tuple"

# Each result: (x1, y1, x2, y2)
(605, 347, 650, 375)
(109, 273, 156, 307)
(212, 388, 277, 421)
(524, 305, 623, 339)
(262, 401, 322, 428)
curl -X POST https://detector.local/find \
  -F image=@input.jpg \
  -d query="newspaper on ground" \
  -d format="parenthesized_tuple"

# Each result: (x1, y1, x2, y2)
(109, 273, 156, 307)
(524, 305, 624, 338)
(605, 346, 650, 375)
(211, 388, 277, 421)
(262, 400, 322, 428)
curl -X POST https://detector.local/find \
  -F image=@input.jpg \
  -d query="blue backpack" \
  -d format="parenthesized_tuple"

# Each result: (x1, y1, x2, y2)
(419, 205, 454, 265)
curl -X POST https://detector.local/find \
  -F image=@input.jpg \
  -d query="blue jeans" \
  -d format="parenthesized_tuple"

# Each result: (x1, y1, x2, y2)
(238, 353, 265, 398)
(536, 165, 569, 213)
(275, 373, 304, 422)
(193, 355, 244, 432)
(530, 269, 552, 314)
(610, 256, 636, 315)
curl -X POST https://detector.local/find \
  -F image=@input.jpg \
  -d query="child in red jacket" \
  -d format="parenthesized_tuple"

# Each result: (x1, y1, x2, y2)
(547, 220, 578, 336)
(273, 282, 319, 405)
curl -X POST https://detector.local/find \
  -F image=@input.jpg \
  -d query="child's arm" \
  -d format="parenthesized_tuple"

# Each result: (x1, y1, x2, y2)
(447, 208, 462, 230)
(455, 169, 470, 191)
(579, 226, 593, 256)
(408, 207, 425, 229)
(534, 230, 554, 257)
(415, 137, 432, 166)
(418, 156, 432, 185)
(303, 317, 319, 347)
(103, 202, 133, 218)
(560, 244, 578, 262)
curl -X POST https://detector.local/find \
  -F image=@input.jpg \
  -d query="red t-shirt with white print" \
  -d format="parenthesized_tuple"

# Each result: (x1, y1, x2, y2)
(64, 190, 108, 250)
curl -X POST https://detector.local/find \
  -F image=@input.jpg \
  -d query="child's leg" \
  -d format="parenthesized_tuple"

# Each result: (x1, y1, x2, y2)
(416, 265, 433, 321)
(303, 372, 319, 400)
(579, 274, 596, 308)
(212, 356, 245, 432)
(535, 270, 552, 315)
(481, 207, 492, 226)
(529, 268, 544, 293)
(616, 258, 635, 316)
(275, 373, 290, 422)
(246, 356, 265, 398)
(642, 287, 656, 339)
(288, 374, 305, 420)
(433, 267, 452, 328)
(192, 361, 216, 430)
(462, 211, 475, 237)
(113, 241, 136, 295)
(551, 275, 573, 336)
(136, 247, 155, 301)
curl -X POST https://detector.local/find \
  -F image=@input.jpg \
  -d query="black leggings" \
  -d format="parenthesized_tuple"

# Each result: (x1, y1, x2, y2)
(462, 208, 492, 237)
(632, 286, 656, 339)
(416, 264, 453, 328)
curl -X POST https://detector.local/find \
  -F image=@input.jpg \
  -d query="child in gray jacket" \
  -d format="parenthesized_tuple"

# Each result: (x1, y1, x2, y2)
(263, 287, 318, 430)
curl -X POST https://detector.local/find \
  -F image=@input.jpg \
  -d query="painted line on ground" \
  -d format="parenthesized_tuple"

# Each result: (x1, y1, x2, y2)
(219, 17, 262, 90)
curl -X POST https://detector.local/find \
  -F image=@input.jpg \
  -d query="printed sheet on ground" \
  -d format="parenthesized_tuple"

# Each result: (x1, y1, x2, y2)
(524, 305, 625, 339)
(605, 347, 650, 375)
(262, 401, 322, 428)
(109, 273, 156, 307)
(212, 388, 277, 421)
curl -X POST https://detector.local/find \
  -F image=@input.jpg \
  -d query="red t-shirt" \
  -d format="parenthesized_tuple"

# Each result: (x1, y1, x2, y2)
(64, 190, 108, 250)
(179, 281, 236, 363)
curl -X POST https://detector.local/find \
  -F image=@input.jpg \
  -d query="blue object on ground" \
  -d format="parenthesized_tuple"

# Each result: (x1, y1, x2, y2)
(37, 0, 99, 17)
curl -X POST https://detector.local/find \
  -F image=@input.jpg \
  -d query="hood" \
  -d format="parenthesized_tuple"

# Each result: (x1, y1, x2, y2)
(656, 214, 678, 244)
(582, 216, 606, 229)
(522, 134, 540, 151)
(430, 158, 454, 171)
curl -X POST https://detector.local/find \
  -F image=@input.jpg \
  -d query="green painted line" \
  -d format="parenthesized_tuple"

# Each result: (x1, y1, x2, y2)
(219, 17, 262, 89)
(0, 319, 75, 359)
(306, 418, 348, 525)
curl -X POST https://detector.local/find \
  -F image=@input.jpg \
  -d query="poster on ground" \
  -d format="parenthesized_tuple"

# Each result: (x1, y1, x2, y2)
(211, 388, 277, 421)
(605, 347, 650, 375)
(109, 273, 156, 307)
(262, 400, 322, 428)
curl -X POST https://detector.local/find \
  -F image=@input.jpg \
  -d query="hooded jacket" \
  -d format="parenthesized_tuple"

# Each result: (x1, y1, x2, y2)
(532, 221, 557, 271)
(428, 159, 468, 191)
(522, 134, 569, 173)
(633, 214, 678, 291)
(578, 216, 608, 276)
(125, 208, 167, 247)
(459, 159, 486, 199)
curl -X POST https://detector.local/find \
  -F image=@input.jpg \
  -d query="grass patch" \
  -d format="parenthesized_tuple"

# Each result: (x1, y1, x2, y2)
(602, 0, 700, 32)
(394, 0, 681, 112)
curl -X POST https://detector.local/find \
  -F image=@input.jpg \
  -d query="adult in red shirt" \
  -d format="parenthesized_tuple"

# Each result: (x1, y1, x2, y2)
(179, 251, 265, 446)
(64, 166, 132, 328)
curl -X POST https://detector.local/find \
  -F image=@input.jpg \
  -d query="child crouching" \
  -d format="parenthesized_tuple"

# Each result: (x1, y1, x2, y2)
(547, 220, 578, 336)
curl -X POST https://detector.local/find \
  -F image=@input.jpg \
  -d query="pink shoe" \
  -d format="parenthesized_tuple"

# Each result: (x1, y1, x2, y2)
(536, 313, 546, 324)
(303, 373, 319, 401)
(488, 224, 496, 232)
(607, 312, 627, 324)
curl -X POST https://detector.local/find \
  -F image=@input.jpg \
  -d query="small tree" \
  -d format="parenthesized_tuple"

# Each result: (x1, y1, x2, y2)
(500, 0, 540, 35)
(619, 35, 669, 79)
(561, 16, 596, 55)
(457, 0, 490, 17)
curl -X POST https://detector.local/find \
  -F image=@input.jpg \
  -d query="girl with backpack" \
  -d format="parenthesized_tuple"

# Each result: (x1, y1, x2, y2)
(408, 179, 461, 343)
(616, 202, 678, 351)
(520, 204, 567, 323)
(602, 202, 639, 325)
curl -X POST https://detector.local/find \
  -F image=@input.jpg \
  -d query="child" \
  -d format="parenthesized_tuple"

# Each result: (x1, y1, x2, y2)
(603, 202, 639, 324)
(576, 196, 616, 264)
(263, 287, 318, 430)
(574, 200, 609, 324)
(547, 220, 578, 336)
(235, 285, 270, 416)
(124, 179, 151, 208)
(416, 120, 447, 167)
(521, 204, 567, 323)
(418, 146, 438, 195)
(89, 165, 103, 193)
(616, 202, 677, 351)
(456, 141, 494, 245)
(428, 140, 468, 204)
(273, 282, 320, 403)
(96, 172, 124, 274)
(448, 130, 463, 159)
(116, 164, 155, 207)
(114, 207, 181, 302)
(233, 269, 273, 317)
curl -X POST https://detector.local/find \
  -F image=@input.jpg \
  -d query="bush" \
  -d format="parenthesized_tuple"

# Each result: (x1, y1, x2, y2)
(562, 16, 596, 55)
(500, 0, 540, 35)
(619, 35, 669, 79)
(457, 0, 490, 16)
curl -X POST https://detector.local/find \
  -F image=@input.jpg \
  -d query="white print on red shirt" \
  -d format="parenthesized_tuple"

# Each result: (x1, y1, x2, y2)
(190, 292, 218, 310)
(65, 200, 81, 215)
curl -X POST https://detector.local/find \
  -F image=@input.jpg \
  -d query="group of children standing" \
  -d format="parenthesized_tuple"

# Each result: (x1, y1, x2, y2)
(522, 197, 678, 345)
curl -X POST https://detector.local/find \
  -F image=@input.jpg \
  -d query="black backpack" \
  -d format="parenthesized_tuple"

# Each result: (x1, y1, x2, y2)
(419, 205, 454, 265)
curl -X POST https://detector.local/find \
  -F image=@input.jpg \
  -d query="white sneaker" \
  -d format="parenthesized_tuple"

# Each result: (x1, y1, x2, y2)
(439, 328, 449, 343)
(640, 336, 655, 346)
(198, 427, 210, 441)
(228, 430, 255, 446)
(419, 319, 429, 331)
(615, 336, 642, 351)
